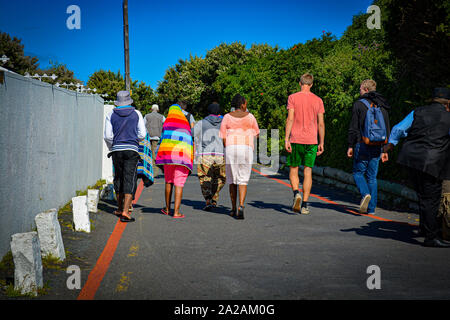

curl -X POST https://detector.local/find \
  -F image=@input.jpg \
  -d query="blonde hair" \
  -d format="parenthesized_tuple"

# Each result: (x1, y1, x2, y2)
(361, 79, 377, 92)
(300, 73, 314, 86)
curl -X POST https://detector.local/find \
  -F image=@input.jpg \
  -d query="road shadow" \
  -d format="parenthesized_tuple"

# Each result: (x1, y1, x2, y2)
(98, 200, 117, 217)
(99, 200, 146, 216)
(247, 200, 297, 215)
(340, 220, 422, 246)
(181, 199, 231, 216)
(308, 201, 361, 217)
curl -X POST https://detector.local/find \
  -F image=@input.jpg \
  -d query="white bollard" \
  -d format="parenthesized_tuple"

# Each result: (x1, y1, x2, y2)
(10, 232, 44, 296)
(72, 196, 91, 233)
(35, 209, 66, 261)
(87, 189, 100, 213)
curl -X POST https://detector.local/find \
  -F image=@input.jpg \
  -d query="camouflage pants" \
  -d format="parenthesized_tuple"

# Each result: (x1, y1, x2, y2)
(197, 155, 226, 203)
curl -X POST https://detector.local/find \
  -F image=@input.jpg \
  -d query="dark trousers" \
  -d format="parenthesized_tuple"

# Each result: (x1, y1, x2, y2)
(410, 169, 443, 240)
(112, 150, 140, 195)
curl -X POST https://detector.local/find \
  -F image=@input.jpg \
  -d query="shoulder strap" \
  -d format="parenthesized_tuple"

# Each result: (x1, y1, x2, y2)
(359, 99, 371, 108)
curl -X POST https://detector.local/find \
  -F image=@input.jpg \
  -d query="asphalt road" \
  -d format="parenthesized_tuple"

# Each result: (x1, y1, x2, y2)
(8, 165, 450, 301)
(89, 166, 450, 300)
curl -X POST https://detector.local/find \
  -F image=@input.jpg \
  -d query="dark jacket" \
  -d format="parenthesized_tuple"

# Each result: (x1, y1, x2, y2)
(397, 103, 450, 180)
(348, 91, 391, 148)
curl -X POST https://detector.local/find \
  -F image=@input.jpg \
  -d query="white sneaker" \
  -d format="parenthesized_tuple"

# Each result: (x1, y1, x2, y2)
(359, 194, 372, 214)
(292, 193, 302, 213)
(301, 205, 310, 215)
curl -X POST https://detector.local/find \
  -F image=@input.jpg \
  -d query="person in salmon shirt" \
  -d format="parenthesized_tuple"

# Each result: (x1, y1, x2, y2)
(220, 94, 260, 219)
(285, 73, 325, 215)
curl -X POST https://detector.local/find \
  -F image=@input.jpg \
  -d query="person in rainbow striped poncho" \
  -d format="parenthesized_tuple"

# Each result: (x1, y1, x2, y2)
(155, 103, 194, 218)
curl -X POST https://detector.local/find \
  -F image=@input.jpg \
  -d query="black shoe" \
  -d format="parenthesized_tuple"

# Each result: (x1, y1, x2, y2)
(236, 206, 245, 220)
(203, 204, 213, 211)
(120, 216, 136, 223)
(423, 238, 450, 248)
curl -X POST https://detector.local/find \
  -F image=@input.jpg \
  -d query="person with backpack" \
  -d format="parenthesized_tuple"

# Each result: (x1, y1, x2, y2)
(144, 104, 165, 167)
(347, 79, 390, 215)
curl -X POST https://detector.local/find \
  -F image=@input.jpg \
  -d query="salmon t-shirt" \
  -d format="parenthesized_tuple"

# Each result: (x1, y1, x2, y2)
(287, 91, 325, 145)
(219, 113, 260, 149)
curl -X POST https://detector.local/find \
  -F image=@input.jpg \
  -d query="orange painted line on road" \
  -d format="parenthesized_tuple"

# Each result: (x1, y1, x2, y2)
(252, 167, 417, 226)
(77, 181, 144, 300)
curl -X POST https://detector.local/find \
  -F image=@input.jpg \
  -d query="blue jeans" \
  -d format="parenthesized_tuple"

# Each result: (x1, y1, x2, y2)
(353, 143, 381, 213)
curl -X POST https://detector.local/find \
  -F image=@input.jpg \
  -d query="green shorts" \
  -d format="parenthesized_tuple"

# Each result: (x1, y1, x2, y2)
(287, 144, 318, 168)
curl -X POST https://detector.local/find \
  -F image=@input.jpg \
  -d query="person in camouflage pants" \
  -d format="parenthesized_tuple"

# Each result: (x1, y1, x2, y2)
(194, 103, 226, 211)
(198, 155, 226, 208)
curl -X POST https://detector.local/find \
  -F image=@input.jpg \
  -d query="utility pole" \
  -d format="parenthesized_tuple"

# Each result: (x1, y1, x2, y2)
(123, 0, 131, 92)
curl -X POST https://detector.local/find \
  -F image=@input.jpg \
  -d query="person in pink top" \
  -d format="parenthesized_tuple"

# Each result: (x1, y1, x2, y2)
(220, 94, 260, 219)
(285, 73, 325, 214)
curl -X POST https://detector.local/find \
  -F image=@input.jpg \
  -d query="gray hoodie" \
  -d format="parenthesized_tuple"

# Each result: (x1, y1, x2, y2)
(194, 115, 224, 156)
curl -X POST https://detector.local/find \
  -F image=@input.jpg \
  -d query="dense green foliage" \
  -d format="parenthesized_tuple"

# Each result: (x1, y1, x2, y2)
(0, 31, 39, 74)
(87, 70, 157, 113)
(154, 0, 449, 182)
(2, 0, 448, 184)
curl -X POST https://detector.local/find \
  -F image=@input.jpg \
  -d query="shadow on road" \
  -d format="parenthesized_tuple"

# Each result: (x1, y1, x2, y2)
(308, 201, 361, 217)
(340, 221, 422, 245)
(181, 199, 231, 216)
(247, 200, 296, 215)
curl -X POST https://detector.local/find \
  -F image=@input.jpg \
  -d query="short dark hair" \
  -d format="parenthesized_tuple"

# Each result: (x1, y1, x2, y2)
(231, 94, 246, 109)
(177, 101, 187, 110)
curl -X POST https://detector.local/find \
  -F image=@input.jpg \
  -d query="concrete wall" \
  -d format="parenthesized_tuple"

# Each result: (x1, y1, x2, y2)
(0, 71, 104, 258)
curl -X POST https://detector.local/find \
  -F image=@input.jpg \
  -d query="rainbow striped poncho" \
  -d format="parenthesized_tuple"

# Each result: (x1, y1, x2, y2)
(155, 104, 194, 172)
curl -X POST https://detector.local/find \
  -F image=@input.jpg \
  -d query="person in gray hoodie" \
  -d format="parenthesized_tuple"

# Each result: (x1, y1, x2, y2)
(194, 103, 226, 211)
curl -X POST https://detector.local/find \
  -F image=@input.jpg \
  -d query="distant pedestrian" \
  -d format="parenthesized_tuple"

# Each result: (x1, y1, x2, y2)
(178, 101, 196, 130)
(104, 91, 147, 223)
(347, 79, 390, 215)
(194, 103, 226, 211)
(155, 103, 194, 218)
(285, 73, 325, 214)
(220, 94, 260, 219)
(144, 104, 165, 167)
(383, 87, 450, 247)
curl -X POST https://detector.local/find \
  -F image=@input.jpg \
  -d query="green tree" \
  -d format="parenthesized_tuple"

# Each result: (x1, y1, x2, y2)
(0, 31, 39, 74)
(38, 60, 82, 86)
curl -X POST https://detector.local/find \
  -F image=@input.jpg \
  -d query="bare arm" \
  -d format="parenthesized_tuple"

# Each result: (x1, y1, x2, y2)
(317, 113, 325, 156)
(285, 108, 295, 153)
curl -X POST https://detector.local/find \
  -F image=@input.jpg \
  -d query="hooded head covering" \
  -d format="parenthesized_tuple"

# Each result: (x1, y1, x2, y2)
(207, 103, 221, 115)
(155, 104, 194, 172)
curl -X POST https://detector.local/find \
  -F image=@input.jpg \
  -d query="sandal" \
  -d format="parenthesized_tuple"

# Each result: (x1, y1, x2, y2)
(172, 214, 185, 219)
(120, 215, 135, 223)
(161, 208, 170, 216)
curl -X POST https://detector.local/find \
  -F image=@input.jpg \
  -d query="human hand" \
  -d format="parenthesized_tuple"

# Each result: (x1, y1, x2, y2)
(347, 148, 353, 158)
(381, 152, 389, 163)
(317, 144, 324, 156)
(285, 140, 292, 153)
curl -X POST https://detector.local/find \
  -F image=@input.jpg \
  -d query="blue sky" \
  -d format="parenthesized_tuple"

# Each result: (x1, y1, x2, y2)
(0, 0, 373, 90)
